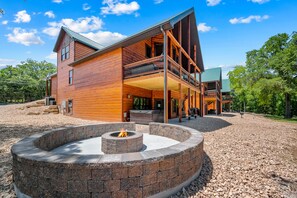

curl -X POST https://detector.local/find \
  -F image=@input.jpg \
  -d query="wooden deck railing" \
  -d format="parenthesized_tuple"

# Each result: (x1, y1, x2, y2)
(123, 55, 200, 88)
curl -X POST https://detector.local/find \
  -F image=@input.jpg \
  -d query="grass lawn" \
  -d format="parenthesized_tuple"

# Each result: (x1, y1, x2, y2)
(265, 114, 297, 123)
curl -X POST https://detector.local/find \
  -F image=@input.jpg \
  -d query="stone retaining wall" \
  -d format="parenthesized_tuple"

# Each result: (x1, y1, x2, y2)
(12, 122, 204, 198)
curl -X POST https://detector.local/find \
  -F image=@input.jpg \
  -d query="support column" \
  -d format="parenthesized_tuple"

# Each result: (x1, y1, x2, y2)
(163, 30, 168, 123)
(200, 73, 203, 117)
(179, 83, 182, 122)
(188, 88, 191, 118)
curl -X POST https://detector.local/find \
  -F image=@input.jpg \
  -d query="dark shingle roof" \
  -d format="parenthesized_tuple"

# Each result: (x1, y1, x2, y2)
(53, 26, 104, 52)
(201, 67, 222, 82)
(221, 79, 231, 93)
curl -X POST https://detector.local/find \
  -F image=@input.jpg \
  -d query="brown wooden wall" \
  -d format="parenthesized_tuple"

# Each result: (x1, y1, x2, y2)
(56, 33, 123, 121)
(74, 42, 96, 61)
(50, 76, 57, 99)
(57, 34, 75, 105)
(122, 39, 151, 65)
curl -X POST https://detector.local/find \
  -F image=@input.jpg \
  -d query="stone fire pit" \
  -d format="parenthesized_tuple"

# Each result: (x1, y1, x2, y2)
(101, 131, 143, 154)
(11, 122, 204, 198)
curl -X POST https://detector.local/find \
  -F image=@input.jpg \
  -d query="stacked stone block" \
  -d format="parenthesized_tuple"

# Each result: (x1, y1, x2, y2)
(12, 122, 204, 198)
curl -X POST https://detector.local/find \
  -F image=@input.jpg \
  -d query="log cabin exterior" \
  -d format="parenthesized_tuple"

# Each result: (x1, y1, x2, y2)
(48, 8, 204, 123)
(221, 79, 232, 112)
(201, 67, 222, 115)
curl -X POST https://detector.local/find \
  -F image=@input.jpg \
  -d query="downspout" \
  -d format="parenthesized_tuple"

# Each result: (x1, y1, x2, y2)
(160, 26, 168, 123)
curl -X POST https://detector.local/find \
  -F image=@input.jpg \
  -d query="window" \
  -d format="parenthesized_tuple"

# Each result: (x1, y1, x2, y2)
(154, 43, 163, 56)
(133, 97, 151, 110)
(145, 44, 152, 58)
(69, 70, 73, 85)
(61, 45, 70, 61)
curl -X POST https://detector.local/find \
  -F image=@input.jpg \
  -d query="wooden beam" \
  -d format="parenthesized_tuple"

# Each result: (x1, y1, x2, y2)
(194, 44, 197, 63)
(166, 31, 201, 73)
(123, 55, 163, 69)
(200, 73, 203, 117)
(187, 16, 191, 73)
(188, 88, 191, 117)
(179, 83, 182, 122)
(46, 79, 49, 97)
(164, 30, 169, 123)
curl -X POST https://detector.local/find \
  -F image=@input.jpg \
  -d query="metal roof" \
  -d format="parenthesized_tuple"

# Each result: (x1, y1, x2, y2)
(201, 67, 222, 83)
(221, 79, 231, 93)
(68, 7, 204, 71)
(53, 26, 104, 52)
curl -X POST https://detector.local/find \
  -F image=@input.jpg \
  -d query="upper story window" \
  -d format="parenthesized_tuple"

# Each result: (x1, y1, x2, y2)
(69, 69, 73, 85)
(61, 45, 70, 61)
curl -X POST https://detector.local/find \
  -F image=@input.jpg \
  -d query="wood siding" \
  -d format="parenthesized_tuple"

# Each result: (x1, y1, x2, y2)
(74, 42, 96, 61)
(123, 39, 151, 65)
(56, 33, 123, 121)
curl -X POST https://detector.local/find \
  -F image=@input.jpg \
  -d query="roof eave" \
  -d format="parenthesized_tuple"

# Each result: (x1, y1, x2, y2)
(69, 21, 173, 66)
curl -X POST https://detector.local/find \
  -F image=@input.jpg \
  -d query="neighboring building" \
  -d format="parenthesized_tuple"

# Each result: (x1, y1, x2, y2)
(48, 8, 204, 122)
(201, 67, 222, 115)
(221, 79, 232, 112)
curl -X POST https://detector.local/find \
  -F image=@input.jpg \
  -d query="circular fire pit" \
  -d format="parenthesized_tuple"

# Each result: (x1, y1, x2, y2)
(101, 131, 143, 154)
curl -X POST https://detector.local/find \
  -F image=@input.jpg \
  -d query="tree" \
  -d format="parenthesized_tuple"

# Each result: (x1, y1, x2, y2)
(228, 32, 297, 118)
(0, 59, 56, 103)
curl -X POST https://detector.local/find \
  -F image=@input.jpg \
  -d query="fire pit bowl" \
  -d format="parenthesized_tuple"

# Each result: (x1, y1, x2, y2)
(101, 131, 143, 154)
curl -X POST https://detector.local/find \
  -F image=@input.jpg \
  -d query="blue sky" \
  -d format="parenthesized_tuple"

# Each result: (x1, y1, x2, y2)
(0, 0, 296, 78)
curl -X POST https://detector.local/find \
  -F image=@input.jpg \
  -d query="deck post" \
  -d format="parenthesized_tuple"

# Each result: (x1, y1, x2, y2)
(188, 88, 191, 118)
(179, 83, 182, 122)
(162, 28, 169, 123)
(200, 73, 203, 117)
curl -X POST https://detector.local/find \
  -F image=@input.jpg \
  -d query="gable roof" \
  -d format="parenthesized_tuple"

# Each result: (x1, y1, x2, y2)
(201, 67, 222, 83)
(68, 7, 204, 71)
(221, 79, 231, 93)
(53, 26, 104, 52)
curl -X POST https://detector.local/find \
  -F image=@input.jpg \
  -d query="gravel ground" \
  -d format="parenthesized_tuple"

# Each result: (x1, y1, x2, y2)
(0, 102, 296, 197)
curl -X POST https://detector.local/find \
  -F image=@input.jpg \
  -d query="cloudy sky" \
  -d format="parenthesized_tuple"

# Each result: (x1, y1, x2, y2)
(0, 0, 296, 78)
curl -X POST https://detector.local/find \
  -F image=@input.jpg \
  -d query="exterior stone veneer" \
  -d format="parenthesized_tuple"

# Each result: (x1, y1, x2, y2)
(11, 122, 204, 198)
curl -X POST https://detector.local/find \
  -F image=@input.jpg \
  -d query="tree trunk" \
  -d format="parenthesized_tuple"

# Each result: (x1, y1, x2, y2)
(285, 93, 292, 118)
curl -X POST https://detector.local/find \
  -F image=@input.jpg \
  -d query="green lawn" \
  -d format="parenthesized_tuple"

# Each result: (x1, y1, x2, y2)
(265, 115, 297, 123)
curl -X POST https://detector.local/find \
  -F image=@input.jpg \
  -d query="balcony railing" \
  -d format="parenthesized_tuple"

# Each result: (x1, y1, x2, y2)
(205, 90, 221, 100)
(123, 55, 200, 88)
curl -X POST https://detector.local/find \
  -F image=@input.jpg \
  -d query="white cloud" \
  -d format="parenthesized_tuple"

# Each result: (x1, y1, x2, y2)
(44, 11, 55, 18)
(229, 15, 269, 24)
(2, 20, 8, 25)
(206, 0, 221, 6)
(52, 0, 62, 3)
(248, 0, 270, 4)
(83, 3, 91, 11)
(6, 28, 44, 46)
(0, 58, 20, 67)
(46, 52, 57, 60)
(197, 23, 217, 32)
(101, 0, 140, 15)
(82, 31, 126, 46)
(14, 10, 31, 23)
(154, 0, 164, 4)
(43, 16, 104, 37)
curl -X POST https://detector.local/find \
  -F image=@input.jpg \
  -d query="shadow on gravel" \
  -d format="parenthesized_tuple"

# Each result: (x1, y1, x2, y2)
(221, 113, 237, 117)
(174, 153, 213, 197)
(170, 116, 232, 132)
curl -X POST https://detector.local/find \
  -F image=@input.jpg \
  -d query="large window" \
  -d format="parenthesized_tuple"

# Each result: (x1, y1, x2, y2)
(69, 70, 73, 85)
(133, 97, 151, 110)
(61, 45, 70, 61)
